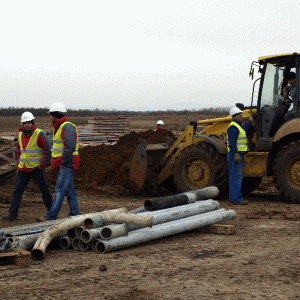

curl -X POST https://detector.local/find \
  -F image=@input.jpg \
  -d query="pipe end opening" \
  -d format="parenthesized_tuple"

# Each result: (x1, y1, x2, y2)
(83, 218, 93, 229)
(31, 249, 44, 260)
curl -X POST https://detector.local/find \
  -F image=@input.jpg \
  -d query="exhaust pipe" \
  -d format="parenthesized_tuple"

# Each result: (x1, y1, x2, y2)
(95, 209, 236, 253)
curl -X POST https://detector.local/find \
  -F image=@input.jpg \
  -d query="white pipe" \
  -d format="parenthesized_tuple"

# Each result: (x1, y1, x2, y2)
(72, 238, 79, 250)
(83, 212, 153, 230)
(99, 201, 222, 240)
(78, 240, 92, 251)
(59, 237, 72, 249)
(31, 207, 128, 259)
(95, 209, 236, 253)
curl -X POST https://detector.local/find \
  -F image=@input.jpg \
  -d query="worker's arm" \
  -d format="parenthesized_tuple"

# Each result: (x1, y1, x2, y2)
(37, 131, 52, 168)
(61, 124, 77, 166)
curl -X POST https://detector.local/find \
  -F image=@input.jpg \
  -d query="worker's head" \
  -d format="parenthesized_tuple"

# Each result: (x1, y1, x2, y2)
(21, 111, 35, 131)
(157, 120, 164, 127)
(49, 102, 67, 123)
(229, 107, 243, 120)
(288, 72, 296, 85)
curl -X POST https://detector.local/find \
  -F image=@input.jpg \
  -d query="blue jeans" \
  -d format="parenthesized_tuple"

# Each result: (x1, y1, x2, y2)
(9, 168, 53, 219)
(46, 165, 79, 220)
(227, 152, 244, 203)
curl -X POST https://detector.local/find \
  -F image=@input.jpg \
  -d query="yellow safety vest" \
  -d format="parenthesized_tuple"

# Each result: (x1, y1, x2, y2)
(52, 122, 79, 158)
(226, 122, 248, 152)
(18, 129, 43, 168)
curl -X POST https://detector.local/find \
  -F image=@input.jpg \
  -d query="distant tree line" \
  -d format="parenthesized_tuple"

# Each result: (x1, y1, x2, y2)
(0, 106, 230, 117)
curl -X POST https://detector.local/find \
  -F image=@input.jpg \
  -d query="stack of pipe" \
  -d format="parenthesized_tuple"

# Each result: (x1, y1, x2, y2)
(58, 187, 236, 254)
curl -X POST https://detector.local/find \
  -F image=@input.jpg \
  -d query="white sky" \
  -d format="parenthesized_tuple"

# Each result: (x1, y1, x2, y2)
(0, 0, 299, 111)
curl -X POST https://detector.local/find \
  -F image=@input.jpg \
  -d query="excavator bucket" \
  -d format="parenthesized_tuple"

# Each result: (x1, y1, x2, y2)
(128, 140, 148, 192)
(128, 138, 173, 193)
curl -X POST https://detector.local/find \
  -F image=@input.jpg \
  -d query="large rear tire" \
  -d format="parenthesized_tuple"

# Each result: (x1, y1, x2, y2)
(173, 141, 228, 197)
(273, 141, 300, 203)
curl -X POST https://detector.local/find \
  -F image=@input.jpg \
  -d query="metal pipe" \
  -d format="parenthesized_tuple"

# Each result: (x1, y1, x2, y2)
(59, 237, 72, 249)
(3, 219, 65, 236)
(78, 240, 92, 251)
(95, 209, 236, 253)
(31, 207, 128, 260)
(99, 201, 222, 240)
(144, 186, 219, 211)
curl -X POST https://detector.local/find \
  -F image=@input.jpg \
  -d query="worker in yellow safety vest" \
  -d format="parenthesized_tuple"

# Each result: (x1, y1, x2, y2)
(226, 107, 254, 205)
(37, 102, 80, 222)
(2, 112, 53, 221)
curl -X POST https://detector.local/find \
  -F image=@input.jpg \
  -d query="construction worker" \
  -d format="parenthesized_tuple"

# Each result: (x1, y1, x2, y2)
(283, 72, 297, 121)
(154, 120, 166, 131)
(36, 102, 80, 221)
(2, 112, 53, 221)
(226, 107, 253, 205)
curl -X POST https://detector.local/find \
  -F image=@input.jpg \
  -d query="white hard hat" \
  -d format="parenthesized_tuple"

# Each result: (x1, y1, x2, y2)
(21, 112, 35, 123)
(229, 107, 242, 117)
(157, 120, 164, 126)
(49, 102, 67, 113)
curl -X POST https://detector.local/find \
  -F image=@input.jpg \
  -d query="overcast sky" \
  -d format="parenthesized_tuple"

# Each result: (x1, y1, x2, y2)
(0, 0, 299, 111)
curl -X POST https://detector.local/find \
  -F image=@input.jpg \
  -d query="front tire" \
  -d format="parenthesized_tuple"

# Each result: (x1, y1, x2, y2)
(273, 141, 300, 203)
(173, 141, 228, 197)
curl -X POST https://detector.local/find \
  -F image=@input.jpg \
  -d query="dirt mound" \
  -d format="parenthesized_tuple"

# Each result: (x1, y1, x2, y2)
(73, 130, 175, 189)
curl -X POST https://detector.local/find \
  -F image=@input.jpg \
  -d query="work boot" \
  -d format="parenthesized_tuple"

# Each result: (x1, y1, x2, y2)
(2, 215, 18, 221)
(237, 200, 248, 205)
(36, 216, 50, 222)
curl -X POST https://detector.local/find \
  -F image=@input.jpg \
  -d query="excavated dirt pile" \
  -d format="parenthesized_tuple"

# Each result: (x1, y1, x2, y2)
(71, 130, 175, 189)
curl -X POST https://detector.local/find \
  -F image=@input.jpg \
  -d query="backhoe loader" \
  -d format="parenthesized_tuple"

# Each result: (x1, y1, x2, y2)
(129, 53, 300, 203)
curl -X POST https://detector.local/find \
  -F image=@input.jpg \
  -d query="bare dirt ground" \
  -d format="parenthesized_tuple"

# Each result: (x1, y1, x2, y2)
(0, 178, 299, 300)
(0, 117, 299, 299)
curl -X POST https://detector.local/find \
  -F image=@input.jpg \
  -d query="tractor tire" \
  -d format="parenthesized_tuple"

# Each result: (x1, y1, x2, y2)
(173, 141, 228, 197)
(273, 141, 300, 203)
(241, 177, 263, 196)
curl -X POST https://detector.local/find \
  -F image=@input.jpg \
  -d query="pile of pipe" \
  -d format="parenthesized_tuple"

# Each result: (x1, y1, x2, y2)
(1, 186, 237, 258)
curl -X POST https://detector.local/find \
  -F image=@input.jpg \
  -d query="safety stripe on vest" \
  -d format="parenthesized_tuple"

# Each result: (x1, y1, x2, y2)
(20, 150, 43, 154)
(19, 158, 42, 162)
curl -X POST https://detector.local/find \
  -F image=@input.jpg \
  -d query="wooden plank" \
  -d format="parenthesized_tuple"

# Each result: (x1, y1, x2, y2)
(0, 163, 17, 176)
(0, 153, 15, 163)
(203, 224, 236, 235)
(0, 249, 31, 270)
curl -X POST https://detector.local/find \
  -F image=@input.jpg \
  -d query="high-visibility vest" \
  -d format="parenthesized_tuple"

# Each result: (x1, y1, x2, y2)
(226, 122, 248, 152)
(18, 129, 43, 168)
(52, 122, 79, 158)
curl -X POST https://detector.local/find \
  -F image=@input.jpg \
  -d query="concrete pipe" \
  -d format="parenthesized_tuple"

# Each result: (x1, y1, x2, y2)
(100, 223, 129, 240)
(72, 238, 80, 250)
(78, 240, 92, 251)
(17, 233, 66, 251)
(144, 186, 219, 211)
(92, 239, 100, 252)
(59, 237, 72, 249)
(95, 209, 236, 253)
(31, 207, 128, 260)
(83, 212, 153, 230)
(75, 226, 85, 239)
(184, 186, 219, 201)
(100, 201, 222, 240)
(81, 227, 102, 243)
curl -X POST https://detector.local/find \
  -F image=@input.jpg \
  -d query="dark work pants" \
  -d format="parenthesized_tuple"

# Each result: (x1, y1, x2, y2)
(9, 168, 53, 219)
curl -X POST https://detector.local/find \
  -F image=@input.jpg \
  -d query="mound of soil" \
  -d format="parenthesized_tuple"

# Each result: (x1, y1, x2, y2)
(69, 130, 175, 189)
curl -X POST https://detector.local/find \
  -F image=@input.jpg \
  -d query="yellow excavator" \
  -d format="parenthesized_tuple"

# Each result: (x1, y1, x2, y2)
(129, 53, 300, 203)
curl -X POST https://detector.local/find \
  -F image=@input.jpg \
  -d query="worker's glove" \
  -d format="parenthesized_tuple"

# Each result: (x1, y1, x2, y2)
(234, 153, 241, 163)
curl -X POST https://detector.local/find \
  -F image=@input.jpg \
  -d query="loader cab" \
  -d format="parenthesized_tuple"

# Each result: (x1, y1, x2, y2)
(254, 53, 300, 151)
